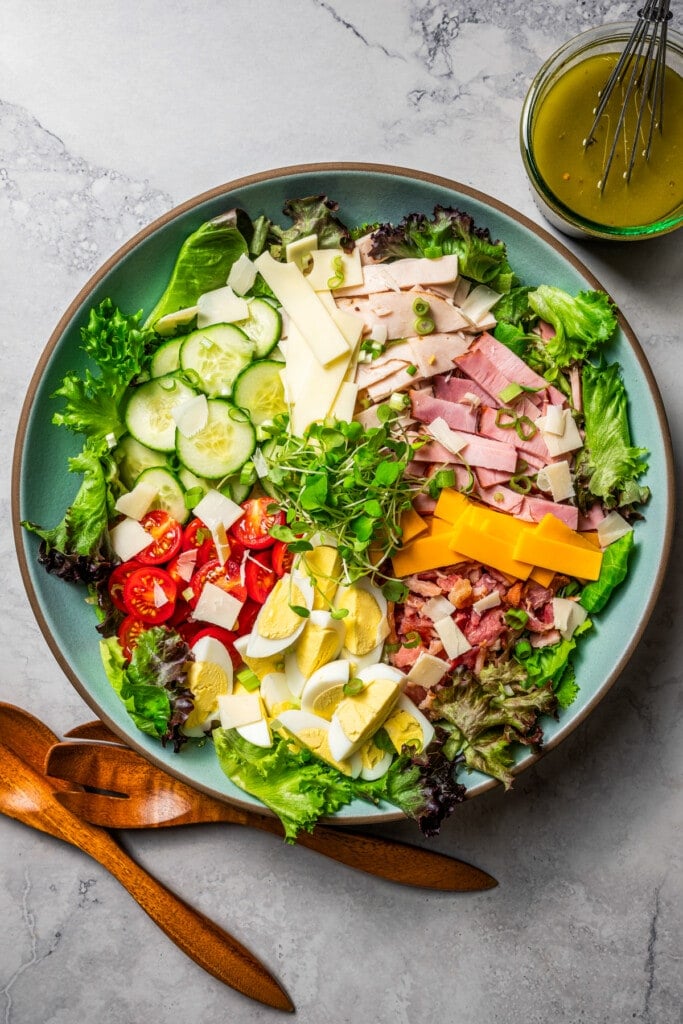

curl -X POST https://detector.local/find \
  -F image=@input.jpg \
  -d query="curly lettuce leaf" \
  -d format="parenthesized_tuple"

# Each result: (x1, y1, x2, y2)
(213, 727, 465, 841)
(53, 300, 154, 442)
(268, 195, 354, 256)
(576, 361, 649, 510)
(527, 286, 617, 366)
(368, 206, 514, 289)
(580, 531, 634, 613)
(145, 212, 249, 327)
(22, 440, 117, 581)
(100, 628, 193, 750)
(432, 671, 557, 789)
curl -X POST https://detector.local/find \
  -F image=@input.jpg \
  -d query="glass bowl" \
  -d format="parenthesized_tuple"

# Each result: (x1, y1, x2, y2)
(520, 21, 683, 240)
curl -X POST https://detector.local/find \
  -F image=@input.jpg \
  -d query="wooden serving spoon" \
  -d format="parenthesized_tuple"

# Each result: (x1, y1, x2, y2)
(47, 734, 498, 892)
(0, 703, 293, 1012)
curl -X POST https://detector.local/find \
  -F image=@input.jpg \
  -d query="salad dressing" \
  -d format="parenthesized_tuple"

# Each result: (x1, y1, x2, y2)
(531, 53, 683, 226)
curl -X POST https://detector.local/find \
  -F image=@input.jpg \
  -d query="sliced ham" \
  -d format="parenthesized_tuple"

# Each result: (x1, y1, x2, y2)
(410, 390, 479, 433)
(478, 405, 550, 462)
(454, 348, 512, 406)
(335, 255, 458, 296)
(475, 466, 513, 488)
(474, 484, 525, 516)
(413, 436, 518, 473)
(521, 496, 579, 530)
(476, 332, 565, 404)
(407, 331, 472, 376)
(433, 375, 490, 406)
(578, 503, 607, 531)
(337, 292, 470, 339)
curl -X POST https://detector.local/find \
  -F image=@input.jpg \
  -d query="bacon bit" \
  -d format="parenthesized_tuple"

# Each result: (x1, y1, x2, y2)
(505, 581, 523, 607)
(448, 577, 473, 608)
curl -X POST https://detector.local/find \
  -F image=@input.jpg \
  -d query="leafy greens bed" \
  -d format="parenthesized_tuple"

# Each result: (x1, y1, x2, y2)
(23, 195, 648, 840)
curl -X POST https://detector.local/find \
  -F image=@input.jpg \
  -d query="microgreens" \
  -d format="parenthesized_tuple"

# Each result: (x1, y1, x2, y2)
(263, 411, 424, 583)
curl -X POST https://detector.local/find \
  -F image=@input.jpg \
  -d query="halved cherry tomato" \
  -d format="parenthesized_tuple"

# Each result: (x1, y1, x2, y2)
(123, 566, 177, 624)
(229, 497, 284, 550)
(167, 596, 193, 629)
(166, 549, 199, 588)
(191, 626, 241, 668)
(137, 510, 183, 565)
(108, 562, 139, 613)
(271, 540, 294, 578)
(236, 598, 260, 637)
(182, 517, 217, 566)
(189, 557, 247, 609)
(245, 551, 277, 604)
(117, 614, 148, 660)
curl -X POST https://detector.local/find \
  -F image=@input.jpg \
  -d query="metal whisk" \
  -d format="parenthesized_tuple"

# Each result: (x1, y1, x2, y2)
(584, 0, 673, 191)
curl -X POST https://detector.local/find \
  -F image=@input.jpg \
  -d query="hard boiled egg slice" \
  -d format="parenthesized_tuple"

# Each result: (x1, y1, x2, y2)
(335, 578, 390, 670)
(284, 610, 344, 697)
(300, 659, 350, 720)
(191, 635, 234, 691)
(245, 570, 314, 659)
(328, 674, 401, 762)
(275, 709, 361, 777)
(297, 544, 341, 609)
(260, 671, 298, 717)
(358, 737, 394, 781)
(183, 657, 232, 736)
(382, 694, 435, 754)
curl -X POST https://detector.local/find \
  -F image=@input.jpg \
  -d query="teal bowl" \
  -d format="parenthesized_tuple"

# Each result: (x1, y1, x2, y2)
(12, 163, 675, 824)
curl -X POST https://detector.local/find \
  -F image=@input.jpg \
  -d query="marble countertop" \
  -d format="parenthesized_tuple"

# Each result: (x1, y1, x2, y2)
(1, 2, 681, 1021)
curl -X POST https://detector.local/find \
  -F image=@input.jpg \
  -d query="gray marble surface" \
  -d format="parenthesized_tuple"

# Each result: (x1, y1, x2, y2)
(1, 2, 681, 1021)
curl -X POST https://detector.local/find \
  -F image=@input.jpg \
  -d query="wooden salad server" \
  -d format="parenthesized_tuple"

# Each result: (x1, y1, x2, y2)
(0, 703, 294, 1012)
(49, 726, 497, 892)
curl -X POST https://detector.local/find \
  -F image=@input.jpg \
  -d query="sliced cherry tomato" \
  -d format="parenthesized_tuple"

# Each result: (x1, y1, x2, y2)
(166, 596, 193, 629)
(245, 551, 277, 604)
(117, 615, 148, 660)
(175, 619, 207, 646)
(108, 562, 139, 613)
(182, 517, 217, 566)
(166, 549, 199, 588)
(229, 497, 284, 550)
(136, 510, 183, 565)
(271, 540, 294, 578)
(123, 566, 177, 624)
(236, 597, 260, 637)
(191, 626, 241, 668)
(189, 557, 248, 609)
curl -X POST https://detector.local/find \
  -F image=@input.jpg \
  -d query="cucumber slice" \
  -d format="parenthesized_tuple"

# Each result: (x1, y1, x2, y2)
(232, 359, 287, 426)
(180, 323, 254, 397)
(150, 338, 183, 378)
(135, 466, 189, 524)
(237, 298, 282, 358)
(114, 435, 168, 490)
(125, 377, 199, 452)
(176, 399, 256, 479)
(223, 477, 252, 504)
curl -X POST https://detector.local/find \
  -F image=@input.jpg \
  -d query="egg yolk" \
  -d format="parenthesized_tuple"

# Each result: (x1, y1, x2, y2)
(296, 728, 354, 775)
(335, 678, 400, 745)
(359, 738, 388, 772)
(258, 578, 306, 640)
(184, 660, 230, 730)
(295, 621, 342, 680)
(340, 587, 383, 656)
(308, 683, 346, 721)
(301, 546, 341, 609)
(383, 707, 423, 752)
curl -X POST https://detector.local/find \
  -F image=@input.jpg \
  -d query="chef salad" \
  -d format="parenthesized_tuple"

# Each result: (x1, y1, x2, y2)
(23, 196, 649, 839)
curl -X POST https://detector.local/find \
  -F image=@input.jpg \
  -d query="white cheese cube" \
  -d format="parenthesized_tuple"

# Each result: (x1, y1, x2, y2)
(285, 234, 318, 268)
(538, 409, 583, 456)
(543, 404, 566, 436)
(472, 591, 502, 614)
(114, 482, 158, 521)
(536, 461, 575, 503)
(227, 254, 257, 295)
(433, 616, 472, 659)
(196, 285, 249, 327)
(217, 692, 264, 729)
(428, 416, 468, 455)
(552, 597, 588, 640)
(424, 595, 457, 622)
(193, 581, 244, 630)
(193, 489, 244, 532)
(407, 653, 448, 689)
(172, 394, 209, 438)
(597, 510, 633, 548)
(110, 518, 153, 561)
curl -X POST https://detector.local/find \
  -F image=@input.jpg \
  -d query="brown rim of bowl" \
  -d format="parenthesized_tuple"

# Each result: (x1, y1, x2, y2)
(11, 161, 676, 825)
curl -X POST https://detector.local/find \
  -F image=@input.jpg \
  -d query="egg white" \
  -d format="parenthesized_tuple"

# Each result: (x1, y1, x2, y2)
(245, 569, 314, 659)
